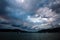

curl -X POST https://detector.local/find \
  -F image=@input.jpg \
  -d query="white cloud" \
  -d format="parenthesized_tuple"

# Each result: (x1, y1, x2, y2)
(4, 0, 60, 31)
(26, 7, 58, 29)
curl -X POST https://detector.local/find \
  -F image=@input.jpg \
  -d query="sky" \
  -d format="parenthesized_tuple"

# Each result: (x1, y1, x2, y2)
(0, 0, 60, 32)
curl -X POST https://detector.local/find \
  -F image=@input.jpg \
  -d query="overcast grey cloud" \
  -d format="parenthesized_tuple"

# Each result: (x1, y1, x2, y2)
(0, 0, 60, 32)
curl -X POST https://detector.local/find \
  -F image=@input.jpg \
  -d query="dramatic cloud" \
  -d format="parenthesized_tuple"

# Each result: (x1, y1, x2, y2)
(26, 7, 58, 29)
(0, 0, 60, 32)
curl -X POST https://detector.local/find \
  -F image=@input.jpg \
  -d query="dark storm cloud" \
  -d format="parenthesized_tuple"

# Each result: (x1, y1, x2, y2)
(49, 0, 60, 28)
(51, 4, 60, 13)
(0, 0, 60, 32)
(0, 0, 8, 16)
(48, 0, 60, 14)
(0, 0, 22, 29)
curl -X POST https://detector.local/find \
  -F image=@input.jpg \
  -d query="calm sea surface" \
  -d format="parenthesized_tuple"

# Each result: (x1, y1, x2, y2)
(0, 32, 60, 40)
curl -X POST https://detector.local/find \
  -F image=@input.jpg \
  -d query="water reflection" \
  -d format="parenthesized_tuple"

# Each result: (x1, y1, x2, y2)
(0, 32, 60, 40)
(18, 33, 60, 40)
